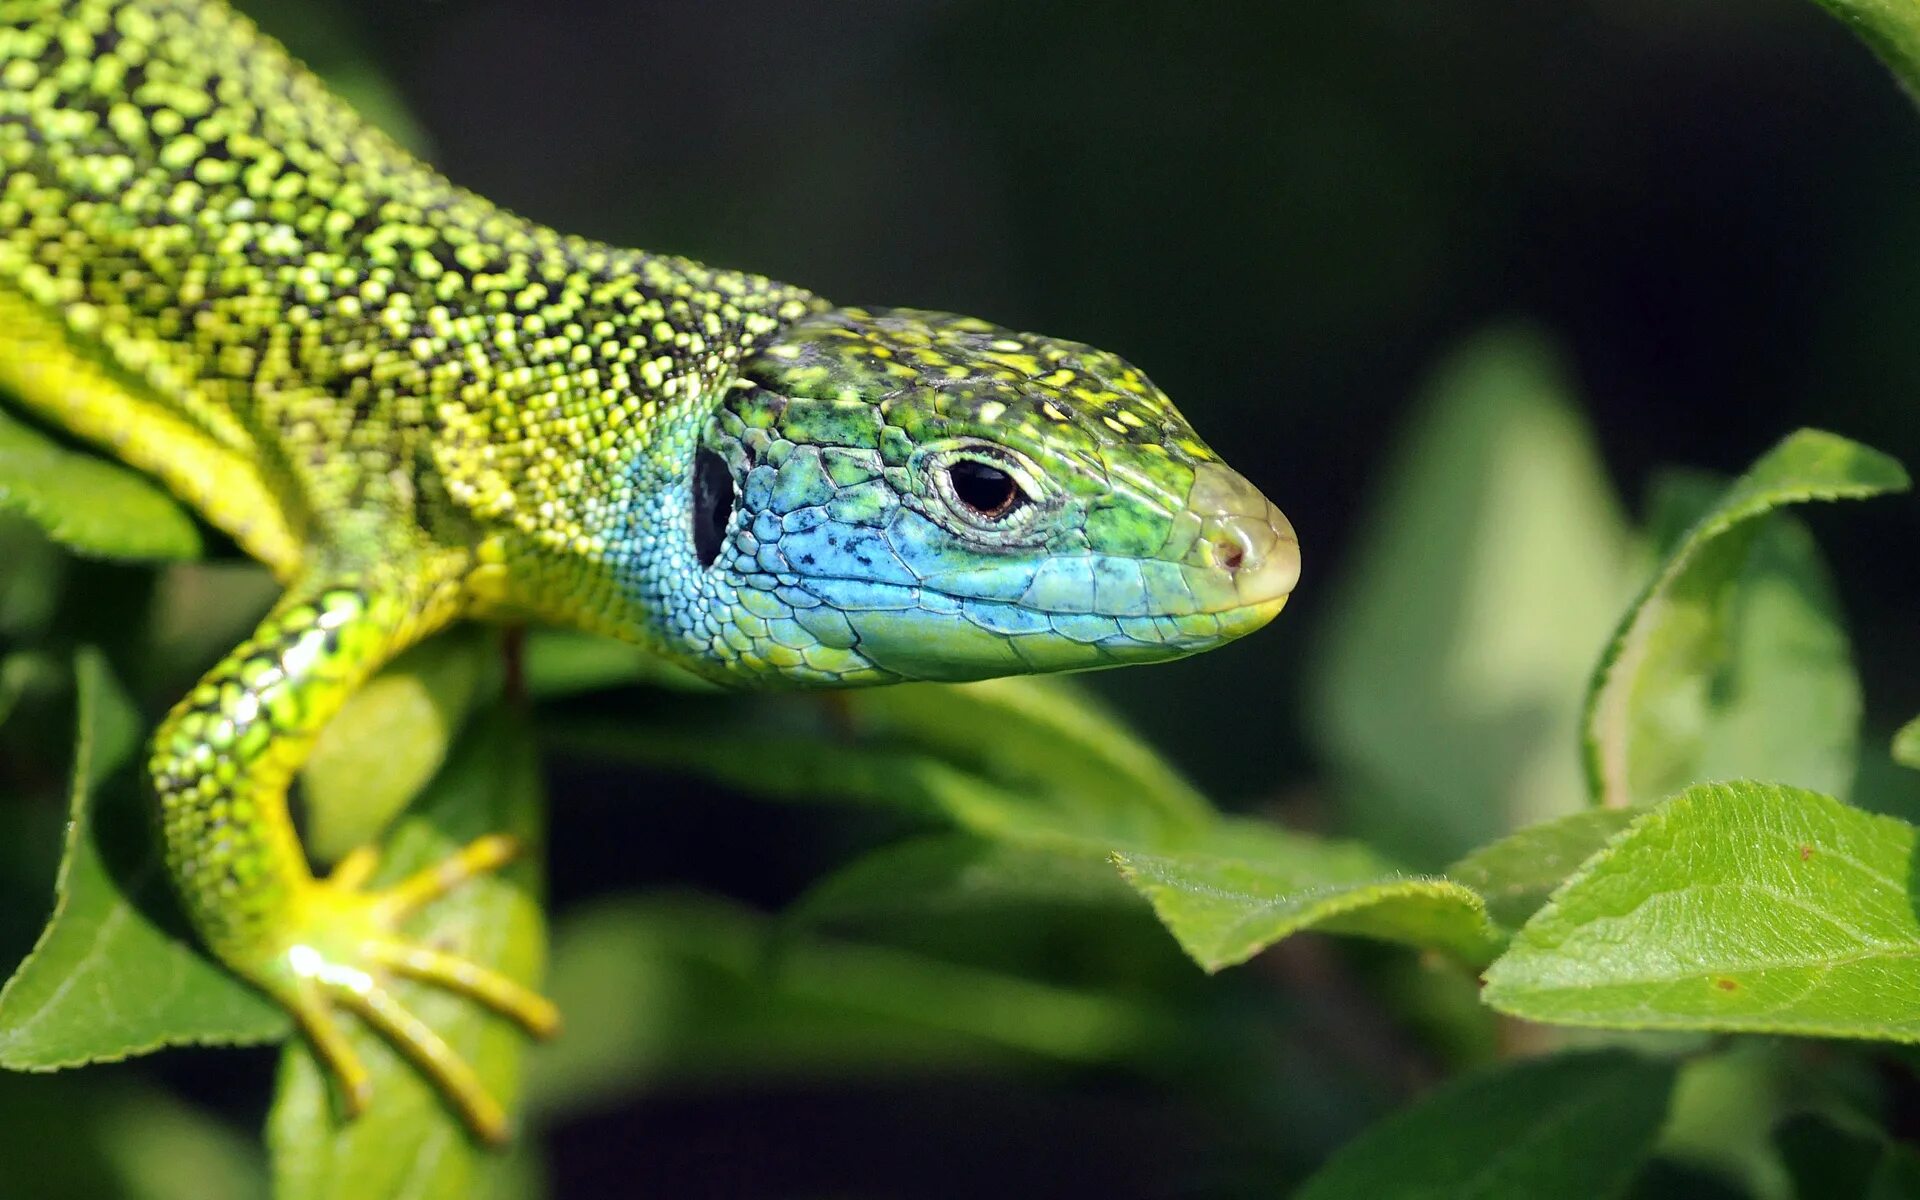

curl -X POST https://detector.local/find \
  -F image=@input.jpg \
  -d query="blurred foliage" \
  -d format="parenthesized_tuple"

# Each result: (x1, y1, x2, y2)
(0, 406, 201, 561)
(6, 0, 1920, 1198)
(1307, 326, 1633, 868)
(1292, 1051, 1678, 1200)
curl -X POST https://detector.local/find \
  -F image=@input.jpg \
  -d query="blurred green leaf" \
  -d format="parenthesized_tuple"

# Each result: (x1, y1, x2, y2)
(1445, 809, 1639, 932)
(1308, 325, 1633, 867)
(321, 69, 431, 158)
(0, 649, 286, 1070)
(147, 560, 280, 684)
(1625, 1161, 1756, 1200)
(0, 1073, 266, 1200)
(1810, 0, 1920, 101)
(842, 676, 1214, 837)
(1292, 1050, 1677, 1200)
(1586, 430, 1907, 809)
(526, 893, 1173, 1119)
(549, 674, 1212, 849)
(522, 627, 715, 697)
(790, 834, 1140, 932)
(1484, 782, 1920, 1042)
(1775, 1111, 1920, 1200)
(248, 0, 432, 157)
(1895, 717, 1920, 771)
(0, 513, 63, 641)
(0, 649, 41, 731)
(1851, 719, 1920, 825)
(303, 627, 493, 863)
(1657, 1044, 1792, 1200)
(0, 406, 202, 561)
(557, 717, 1096, 844)
(1114, 819, 1501, 971)
(1869, 1152, 1920, 1199)
(101, 1086, 270, 1200)
(268, 705, 547, 1200)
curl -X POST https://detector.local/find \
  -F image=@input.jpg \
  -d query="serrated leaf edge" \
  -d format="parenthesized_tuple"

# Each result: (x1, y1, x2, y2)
(1111, 851, 1499, 972)
(0, 650, 286, 1071)
(1481, 779, 1920, 1044)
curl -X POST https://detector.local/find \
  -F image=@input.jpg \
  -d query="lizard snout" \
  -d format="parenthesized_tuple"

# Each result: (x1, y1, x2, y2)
(1187, 463, 1300, 612)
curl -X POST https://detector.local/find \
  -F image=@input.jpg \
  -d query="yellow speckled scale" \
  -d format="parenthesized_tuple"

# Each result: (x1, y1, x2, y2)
(0, 0, 1299, 1140)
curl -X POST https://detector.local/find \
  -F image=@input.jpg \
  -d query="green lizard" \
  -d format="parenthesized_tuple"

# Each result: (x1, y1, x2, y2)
(0, 0, 1298, 1141)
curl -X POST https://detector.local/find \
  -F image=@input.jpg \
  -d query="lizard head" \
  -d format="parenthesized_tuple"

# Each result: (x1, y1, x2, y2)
(659, 306, 1298, 685)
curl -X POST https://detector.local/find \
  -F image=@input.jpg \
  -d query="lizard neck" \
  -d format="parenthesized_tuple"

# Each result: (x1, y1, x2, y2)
(425, 235, 825, 570)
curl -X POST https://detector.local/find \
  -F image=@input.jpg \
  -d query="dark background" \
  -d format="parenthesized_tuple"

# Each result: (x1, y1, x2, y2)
(47, 1, 1920, 1195)
(299, 0, 1920, 800)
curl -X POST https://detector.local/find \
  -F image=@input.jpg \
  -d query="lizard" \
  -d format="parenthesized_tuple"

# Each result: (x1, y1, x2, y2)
(0, 0, 1299, 1142)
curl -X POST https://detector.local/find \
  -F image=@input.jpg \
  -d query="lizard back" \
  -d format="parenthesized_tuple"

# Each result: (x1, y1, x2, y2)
(0, 0, 816, 573)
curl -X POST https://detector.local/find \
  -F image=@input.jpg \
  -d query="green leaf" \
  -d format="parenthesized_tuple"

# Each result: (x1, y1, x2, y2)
(320, 70, 432, 159)
(147, 560, 280, 684)
(0, 649, 286, 1070)
(0, 1073, 266, 1200)
(546, 674, 1212, 849)
(1874, 1155, 1920, 1200)
(1775, 1112, 1920, 1200)
(790, 834, 1141, 932)
(1586, 430, 1907, 809)
(521, 628, 715, 697)
(0, 512, 64, 641)
(1308, 325, 1633, 867)
(1895, 717, 1920, 771)
(0, 406, 201, 561)
(258, 0, 434, 158)
(1114, 819, 1502, 972)
(553, 716, 1090, 844)
(1484, 781, 1920, 1042)
(302, 627, 492, 863)
(1809, 0, 1920, 102)
(97, 1087, 270, 1200)
(1293, 1050, 1677, 1200)
(843, 676, 1215, 840)
(525, 894, 1173, 1119)
(0, 649, 46, 733)
(1446, 809, 1639, 932)
(1622, 1161, 1752, 1200)
(547, 630, 1494, 974)
(268, 705, 547, 1200)
(1656, 1044, 1792, 1200)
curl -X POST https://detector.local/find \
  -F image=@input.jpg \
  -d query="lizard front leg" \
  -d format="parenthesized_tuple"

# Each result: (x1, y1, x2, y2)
(149, 569, 558, 1143)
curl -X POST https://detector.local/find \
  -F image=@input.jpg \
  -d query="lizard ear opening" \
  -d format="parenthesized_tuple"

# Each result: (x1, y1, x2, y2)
(691, 449, 733, 568)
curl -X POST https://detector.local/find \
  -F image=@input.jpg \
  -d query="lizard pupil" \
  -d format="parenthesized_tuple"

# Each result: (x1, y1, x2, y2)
(692, 450, 733, 567)
(948, 460, 1021, 520)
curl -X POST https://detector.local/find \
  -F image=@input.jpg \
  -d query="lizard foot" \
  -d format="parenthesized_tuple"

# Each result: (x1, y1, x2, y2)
(251, 834, 560, 1144)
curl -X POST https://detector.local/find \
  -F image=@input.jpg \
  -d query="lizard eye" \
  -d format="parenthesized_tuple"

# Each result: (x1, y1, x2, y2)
(945, 459, 1024, 521)
(692, 449, 734, 567)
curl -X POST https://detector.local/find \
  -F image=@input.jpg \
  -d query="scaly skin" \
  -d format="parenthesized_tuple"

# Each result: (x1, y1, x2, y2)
(0, 0, 1300, 1141)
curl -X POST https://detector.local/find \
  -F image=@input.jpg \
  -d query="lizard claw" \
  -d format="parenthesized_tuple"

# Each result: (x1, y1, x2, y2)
(255, 834, 558, 1145)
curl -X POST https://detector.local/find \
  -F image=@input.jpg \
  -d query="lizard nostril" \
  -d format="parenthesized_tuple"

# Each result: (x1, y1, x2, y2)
(1184, 464, 1299, 607)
